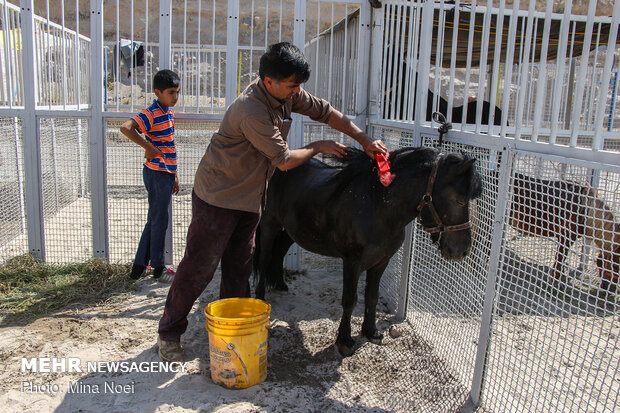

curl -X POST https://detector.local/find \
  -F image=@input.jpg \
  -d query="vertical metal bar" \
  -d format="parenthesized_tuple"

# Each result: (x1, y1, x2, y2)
(531, 0, 554, 143)
(500, 0, 520, 138)
(609, 69, 619, 132)
(563, 25, 578, 131)
(160, 0, 172, 69)
(586, 23, 602, 130)
(380, 1, 393, 119)
(293, 0, 306, 53)
(211, 0, 216, 113)
(475, 0, 493, 133)
(249, 0, 255, 83)
(341, 4, 348, 114)
(89, 0, 108, 259)
(569, 0, 596, 147)
(14, 117, 27, 235)
(196, 0, 202, 113)
(327, 3, 335, 104)
(592, 0, 620, 150)
(158, 0, 173, 263)
(2, 1, 14, 108)
(75, 0, 81, 108)
(60, 0, 67, 108)
(460, 0, 477, 131)
(524, 17, 538, 129)
(313, 1, 320, 96)
(20, 0, 45, 259)
(143, 0, 149, 108)
(488, 0, 505, 131)
(182, 0, 188, 111)
(279, 0, 283, 43)
(115, 0, 120, 110)
(447, 0, 460, 122)
(367, 0, 384, 121)
(402, 1, 416, 123)
(50, 120, 59, 211)
(392, 0, 405, 120)
(514, 0, 536, 141)
(432, 0, 445, 119)
(130, 0, 135, 111)
(415, 0, 434, 129)
(225, 0, 239, 107)
(356, 0, 372, 130)
(395, 222, 413, 320)
(469, 147, 513, 407)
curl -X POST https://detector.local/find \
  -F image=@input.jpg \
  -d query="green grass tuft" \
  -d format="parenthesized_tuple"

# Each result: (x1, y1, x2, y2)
(0, 254, 134, 324)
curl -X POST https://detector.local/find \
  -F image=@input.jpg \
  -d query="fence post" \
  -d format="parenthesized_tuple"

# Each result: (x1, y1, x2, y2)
(395, 223, 414, 320)
(158, 0, 173, 265)
(225, 0, 239, 108)
(20, 0, 45, 260)
(367, 3, 383, 123)
(469, 147, 513, 407)
(89, 0, 109, 259)
(356, 0, 372, 133)
(159, 0, 172, 69)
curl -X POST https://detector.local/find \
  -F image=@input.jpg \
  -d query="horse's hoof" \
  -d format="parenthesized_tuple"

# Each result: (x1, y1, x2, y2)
(363, 329, 384, 344)
(336, 337, 355, 357)
(274, 281, 289, 292)
(336, 342, 355, 357)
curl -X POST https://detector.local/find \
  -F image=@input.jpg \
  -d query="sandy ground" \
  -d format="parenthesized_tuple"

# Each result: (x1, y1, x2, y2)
(0, 264, 472, 413)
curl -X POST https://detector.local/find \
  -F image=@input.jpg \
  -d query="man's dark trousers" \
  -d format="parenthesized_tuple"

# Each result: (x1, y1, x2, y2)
(158, 190, 260, 341)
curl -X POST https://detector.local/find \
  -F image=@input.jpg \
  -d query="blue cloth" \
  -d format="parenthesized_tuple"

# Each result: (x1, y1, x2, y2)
(134, 166, 175, 267)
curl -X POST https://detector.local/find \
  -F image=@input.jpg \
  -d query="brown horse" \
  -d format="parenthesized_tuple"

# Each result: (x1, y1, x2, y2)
(509, 173, 619, 294)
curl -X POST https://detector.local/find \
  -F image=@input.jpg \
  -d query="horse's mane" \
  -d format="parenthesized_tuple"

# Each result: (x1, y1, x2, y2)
(326, 146, 439, 186)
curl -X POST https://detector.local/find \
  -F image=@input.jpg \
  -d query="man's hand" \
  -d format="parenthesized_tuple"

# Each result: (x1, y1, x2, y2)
(313, 140, 348, 157)
(172, 173, 180, 195)
(144, 144, 164, 162)
(362, 138, 388, 159)
(326, 110, 388, 158)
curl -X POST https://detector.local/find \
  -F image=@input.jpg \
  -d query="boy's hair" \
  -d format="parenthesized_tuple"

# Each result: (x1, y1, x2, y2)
(259, 42, 310, 84)
(153, 69, 180, 91)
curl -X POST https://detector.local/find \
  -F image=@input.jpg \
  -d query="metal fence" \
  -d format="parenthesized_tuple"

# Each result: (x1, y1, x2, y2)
(1, 1, 619, 412)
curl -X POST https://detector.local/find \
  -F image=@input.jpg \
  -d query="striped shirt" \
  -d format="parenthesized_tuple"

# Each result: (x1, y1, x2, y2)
(132, 99, 177, 174)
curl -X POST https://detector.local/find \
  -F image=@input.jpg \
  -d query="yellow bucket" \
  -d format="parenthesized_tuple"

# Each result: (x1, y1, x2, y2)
(204, 298, 271, 389)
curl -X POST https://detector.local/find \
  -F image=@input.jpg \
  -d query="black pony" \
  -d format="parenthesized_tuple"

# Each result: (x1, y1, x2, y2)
(255, 147, 482, 356)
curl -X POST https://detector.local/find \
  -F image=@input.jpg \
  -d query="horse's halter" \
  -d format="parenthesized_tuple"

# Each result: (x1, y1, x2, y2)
(416, 154, 472, 235)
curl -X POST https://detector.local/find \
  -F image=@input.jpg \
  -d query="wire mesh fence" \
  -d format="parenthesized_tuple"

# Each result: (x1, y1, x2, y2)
(39, 117, 91, 263)
(0, 116, 26, 261)
(481, 152, 620, 412)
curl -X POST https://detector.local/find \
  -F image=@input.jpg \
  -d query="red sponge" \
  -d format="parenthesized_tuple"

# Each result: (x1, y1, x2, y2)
(375, 153, 396, 187)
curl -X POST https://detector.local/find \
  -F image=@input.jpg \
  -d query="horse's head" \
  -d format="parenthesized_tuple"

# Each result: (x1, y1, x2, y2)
(416, 152, 482, 261)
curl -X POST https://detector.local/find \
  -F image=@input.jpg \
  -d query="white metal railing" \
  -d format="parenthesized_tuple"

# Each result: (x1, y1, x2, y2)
(1, 1, 619, 412)
(0, 0, 91, 109)
(376, 0, 620, 146)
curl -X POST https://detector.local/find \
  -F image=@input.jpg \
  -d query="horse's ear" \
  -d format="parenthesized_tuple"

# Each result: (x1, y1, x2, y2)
(458, 158, 475, 174)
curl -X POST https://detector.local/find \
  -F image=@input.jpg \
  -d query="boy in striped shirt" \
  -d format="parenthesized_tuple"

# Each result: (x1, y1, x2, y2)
(120, 69, 180, 281)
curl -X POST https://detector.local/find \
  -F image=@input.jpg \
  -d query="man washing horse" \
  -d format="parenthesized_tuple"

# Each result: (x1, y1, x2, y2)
(157, 42, 388, 362)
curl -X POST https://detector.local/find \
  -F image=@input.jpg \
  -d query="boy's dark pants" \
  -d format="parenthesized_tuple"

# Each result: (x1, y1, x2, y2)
(135, 166, 175, 268)
(158, 191, 260, 341)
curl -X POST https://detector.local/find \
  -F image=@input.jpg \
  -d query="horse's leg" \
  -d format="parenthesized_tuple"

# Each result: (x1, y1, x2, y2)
(362, 257, 390, 344)
(271, 230, 294, 291)
(254, 217, 281, 300)
(552, 234, 575, 287)
(336, 260, 362, 357)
